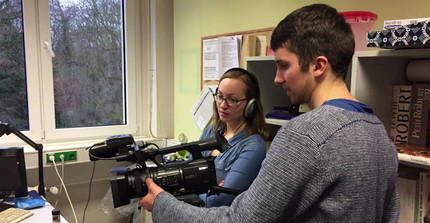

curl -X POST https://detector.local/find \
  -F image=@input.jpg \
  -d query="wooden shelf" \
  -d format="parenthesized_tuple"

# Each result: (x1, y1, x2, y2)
(398, 153, 430, 170)
(265, 118, 287, 126)
(245, 55, 274, 61)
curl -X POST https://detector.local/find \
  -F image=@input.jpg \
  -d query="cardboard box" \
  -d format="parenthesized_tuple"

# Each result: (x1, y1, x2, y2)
(384, 17, 430, 30)
(367, 20, 430, 49)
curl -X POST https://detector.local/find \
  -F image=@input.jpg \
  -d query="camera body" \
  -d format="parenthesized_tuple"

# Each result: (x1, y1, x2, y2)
(89, 132, 228, 208)
(110, 156, 217, 207)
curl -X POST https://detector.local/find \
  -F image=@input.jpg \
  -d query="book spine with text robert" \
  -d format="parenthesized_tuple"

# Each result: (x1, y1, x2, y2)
(390, 85, 412, 144)
(408, 84, 430, 147)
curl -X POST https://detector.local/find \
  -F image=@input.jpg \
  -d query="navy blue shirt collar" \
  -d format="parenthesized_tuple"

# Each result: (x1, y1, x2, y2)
(322, 99, 373, 114)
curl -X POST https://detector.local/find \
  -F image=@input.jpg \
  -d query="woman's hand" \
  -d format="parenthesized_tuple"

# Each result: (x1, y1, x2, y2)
(210, 149, 220, 157)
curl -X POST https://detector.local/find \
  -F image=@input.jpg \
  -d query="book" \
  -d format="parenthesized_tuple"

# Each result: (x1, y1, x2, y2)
(408, 83, 430, 147)
(418, 171, 430, 223)
(390, 85, 412, 144)
(397, 175, 418, 223)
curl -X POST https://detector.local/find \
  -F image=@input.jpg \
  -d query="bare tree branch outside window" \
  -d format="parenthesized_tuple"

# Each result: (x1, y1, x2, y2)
(50, 0, 125, 128)
(0, 0, 28, 130)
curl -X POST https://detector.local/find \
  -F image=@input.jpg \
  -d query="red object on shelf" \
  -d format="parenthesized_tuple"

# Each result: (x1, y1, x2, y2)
(340, 11, 378, 51)
(266, 46, 275, 56)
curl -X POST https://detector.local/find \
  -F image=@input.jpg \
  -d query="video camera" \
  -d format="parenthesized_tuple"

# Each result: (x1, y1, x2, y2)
(88, 132, 241, 208)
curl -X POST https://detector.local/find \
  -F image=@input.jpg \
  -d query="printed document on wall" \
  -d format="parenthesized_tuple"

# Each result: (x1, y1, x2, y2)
(190, 87, 215, 130)
(202, 39, 219, 80)
(202, 36, 241, 81)
(218, 36, 241, 76)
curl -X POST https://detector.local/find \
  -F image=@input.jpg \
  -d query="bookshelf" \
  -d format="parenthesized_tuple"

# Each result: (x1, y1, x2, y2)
(351, 49, 430, 170)
(246, 48, 430, 170)
(245, 56, 291, 127)
(245, 56, 290, 141)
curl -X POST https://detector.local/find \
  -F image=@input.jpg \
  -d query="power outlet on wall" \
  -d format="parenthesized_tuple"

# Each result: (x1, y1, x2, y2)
(46, 151, 77, 164)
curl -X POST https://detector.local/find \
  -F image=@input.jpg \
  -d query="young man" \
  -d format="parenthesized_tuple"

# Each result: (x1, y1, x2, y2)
(139, 4, 400, 222)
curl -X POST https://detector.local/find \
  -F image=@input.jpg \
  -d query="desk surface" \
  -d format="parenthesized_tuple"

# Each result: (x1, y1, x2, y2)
(22, 202, 68, 223)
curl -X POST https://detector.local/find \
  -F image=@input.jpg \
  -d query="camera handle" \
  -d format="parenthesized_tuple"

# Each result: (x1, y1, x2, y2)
(207, 186, 244, 196)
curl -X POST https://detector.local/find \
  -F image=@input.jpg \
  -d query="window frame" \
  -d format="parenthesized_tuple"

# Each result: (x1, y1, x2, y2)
(0, 0, 141, 146)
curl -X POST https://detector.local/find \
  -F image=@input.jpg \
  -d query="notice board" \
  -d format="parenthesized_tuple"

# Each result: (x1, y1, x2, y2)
(201, 27, 274, 89)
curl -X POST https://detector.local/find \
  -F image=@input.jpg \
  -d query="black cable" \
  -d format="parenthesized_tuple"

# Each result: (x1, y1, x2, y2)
(82, 161, 96, 223)
(0, 190, 12, 204)
(86, 142, 117, 161)
(88, 153, 117, 161)
(145, 142, 160, 149)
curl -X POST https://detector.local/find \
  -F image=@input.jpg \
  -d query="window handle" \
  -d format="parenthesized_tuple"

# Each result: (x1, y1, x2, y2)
(44, 41, 56, 58)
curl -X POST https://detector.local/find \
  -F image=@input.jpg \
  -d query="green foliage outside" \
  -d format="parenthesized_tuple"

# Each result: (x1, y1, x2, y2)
(0, 0, 28, 130)
(0, 0, 125, 130)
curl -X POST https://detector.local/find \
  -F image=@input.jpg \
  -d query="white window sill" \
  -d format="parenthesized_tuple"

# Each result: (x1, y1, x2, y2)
(23, 136, 178, 169)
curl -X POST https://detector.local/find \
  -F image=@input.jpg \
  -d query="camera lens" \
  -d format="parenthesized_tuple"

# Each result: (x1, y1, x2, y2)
(110, 157, 216, 208)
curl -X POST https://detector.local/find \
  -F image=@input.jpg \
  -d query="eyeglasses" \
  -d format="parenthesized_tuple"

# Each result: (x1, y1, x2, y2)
(214, 94, 247, 107)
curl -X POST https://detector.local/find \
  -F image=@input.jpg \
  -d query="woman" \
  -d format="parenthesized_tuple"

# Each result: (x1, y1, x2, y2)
(199, 67, 269, 207)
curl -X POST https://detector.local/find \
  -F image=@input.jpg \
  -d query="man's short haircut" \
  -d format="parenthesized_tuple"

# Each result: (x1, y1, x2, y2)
(270, 4, 355, 79)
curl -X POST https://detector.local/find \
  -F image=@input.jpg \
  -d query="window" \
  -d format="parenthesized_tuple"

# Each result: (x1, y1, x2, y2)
(0, 0, 141, 145)
(50, 0, 125, 129)
(0, 0, 28, 131)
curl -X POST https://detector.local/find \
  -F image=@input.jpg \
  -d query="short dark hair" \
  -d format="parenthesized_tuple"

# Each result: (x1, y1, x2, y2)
(270, 4, 354, 79)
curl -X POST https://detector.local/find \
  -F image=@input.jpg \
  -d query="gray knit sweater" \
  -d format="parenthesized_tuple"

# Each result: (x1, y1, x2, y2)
(151, 105, 400, 223)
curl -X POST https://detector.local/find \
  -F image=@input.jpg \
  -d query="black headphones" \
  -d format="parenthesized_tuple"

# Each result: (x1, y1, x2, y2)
(217, 67, 259, 119)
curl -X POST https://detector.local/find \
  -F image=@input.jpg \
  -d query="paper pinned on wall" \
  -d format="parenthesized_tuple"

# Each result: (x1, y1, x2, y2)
(255, 35, 267, 56)
(218, 36, 241, 76)
(202, 39, 219, 80)
(190, 86, 216, 131)
(202, 36, 241, 81)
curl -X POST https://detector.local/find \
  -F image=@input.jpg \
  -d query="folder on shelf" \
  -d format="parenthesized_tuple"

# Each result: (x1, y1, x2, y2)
(190, 86, 215, 131)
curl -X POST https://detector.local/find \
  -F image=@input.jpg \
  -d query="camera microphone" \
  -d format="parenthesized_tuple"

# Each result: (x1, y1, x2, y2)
(88, 134, 135, 161)
(106, 134, 135, 148)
